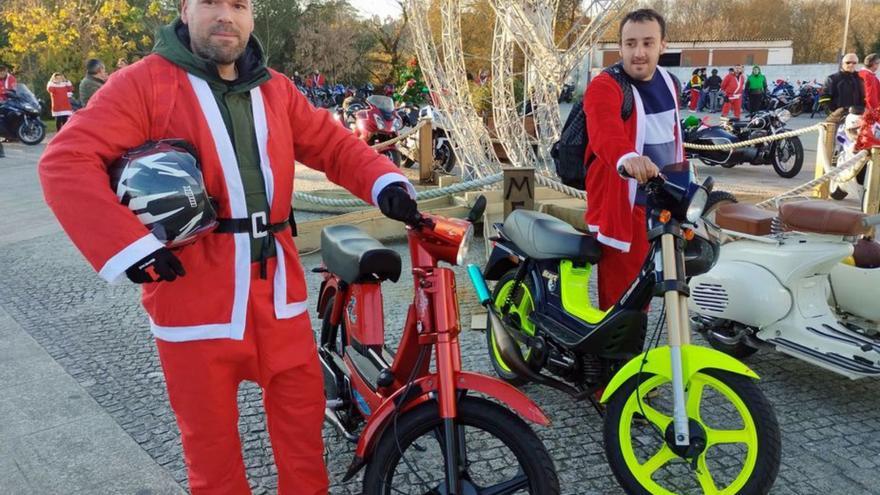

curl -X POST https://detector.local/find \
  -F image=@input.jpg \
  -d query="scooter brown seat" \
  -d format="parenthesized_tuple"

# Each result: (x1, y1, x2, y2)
(714, 203, 776, 236)
(778, 200, 869, 236)
(321, 225, 402, 284)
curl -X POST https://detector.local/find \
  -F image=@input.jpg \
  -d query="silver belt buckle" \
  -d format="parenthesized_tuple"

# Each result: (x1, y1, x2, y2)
(251, 211, 268, 238)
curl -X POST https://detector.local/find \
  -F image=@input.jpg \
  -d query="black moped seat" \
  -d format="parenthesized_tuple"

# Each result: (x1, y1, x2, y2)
(321, 225, 401, 284)
(502, 210, 601, 264)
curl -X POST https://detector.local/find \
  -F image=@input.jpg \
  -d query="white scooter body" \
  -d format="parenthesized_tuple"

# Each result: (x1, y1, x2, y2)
(690, 230, 880, 379)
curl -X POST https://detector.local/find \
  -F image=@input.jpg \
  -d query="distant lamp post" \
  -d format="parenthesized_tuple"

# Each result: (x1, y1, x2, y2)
(841, 0, 853, 61)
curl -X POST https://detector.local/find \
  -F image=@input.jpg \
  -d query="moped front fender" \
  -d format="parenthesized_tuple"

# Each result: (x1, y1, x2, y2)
(343, 371, 550, 481)
(599, 344, 759, 403)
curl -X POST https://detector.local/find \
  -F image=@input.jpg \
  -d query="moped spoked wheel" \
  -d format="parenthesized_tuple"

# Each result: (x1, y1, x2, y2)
(362, 396, 559, 495)
(487, 271, 540, 385)
(771, 137, 804, 178)
(604, 369, 780, 495)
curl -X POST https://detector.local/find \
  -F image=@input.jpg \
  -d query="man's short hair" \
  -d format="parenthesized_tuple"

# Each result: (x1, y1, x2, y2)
(866, 53, 880, 67)
(618, 9, 666, 41)
(86, 58, 105, 75)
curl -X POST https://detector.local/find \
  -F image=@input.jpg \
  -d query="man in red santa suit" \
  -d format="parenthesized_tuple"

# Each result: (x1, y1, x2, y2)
(721, 64, 746, 119)
(38, 0, 418, 493)
(583, 8, 684, 310)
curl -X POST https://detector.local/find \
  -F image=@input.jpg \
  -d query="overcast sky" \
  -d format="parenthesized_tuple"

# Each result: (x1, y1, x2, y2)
(348, 0, 403, 19)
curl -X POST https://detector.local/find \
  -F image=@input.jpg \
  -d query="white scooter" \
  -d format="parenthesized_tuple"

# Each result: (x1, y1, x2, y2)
(689, 199, 880, 379)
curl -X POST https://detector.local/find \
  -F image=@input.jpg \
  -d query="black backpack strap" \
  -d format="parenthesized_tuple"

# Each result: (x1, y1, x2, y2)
(603, 63, 635, 121)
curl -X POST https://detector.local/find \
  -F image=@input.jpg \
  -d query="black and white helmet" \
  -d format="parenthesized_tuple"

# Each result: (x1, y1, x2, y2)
(110, 140, 217, 248)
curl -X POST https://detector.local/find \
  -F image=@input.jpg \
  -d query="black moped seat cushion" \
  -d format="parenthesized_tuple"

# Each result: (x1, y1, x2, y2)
(321, 225, 401, 284)
(502, 209, 601, 264)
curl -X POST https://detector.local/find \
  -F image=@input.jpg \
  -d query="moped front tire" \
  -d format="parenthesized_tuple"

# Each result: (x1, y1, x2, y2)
(362, 396, 559, 494)
(604, 369, 780, 495)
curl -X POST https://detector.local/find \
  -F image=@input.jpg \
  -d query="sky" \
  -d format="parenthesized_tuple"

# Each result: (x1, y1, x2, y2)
(348, 0, 403, 19)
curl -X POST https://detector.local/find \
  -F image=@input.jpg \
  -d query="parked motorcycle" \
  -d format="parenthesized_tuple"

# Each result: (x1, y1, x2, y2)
(332, 95, 367, 130)
(690, 198, 880, 379)
(352, 95, 404, 166)
(398, 105, 457, 173)
(558, 83, 574, 103)
(316, 196, 561, 494)
(310, 85, 334, 108)
(331, 83, 346, 107)
(683, 108, 804, 178)
(470, 168, 781, 494)
(0, 84, 46, 145)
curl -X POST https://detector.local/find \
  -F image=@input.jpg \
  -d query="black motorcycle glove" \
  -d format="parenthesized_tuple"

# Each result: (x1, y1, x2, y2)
(125, 247, 186, 283)
(377, 182, 419, 224)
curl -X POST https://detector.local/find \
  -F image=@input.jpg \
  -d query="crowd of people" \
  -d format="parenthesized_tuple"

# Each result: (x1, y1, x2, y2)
(683, 53, 880, 122)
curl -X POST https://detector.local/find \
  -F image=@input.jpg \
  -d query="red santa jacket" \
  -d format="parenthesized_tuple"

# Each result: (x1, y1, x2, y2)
(39, 55, 410, 342)
(47, 81, 74, 116)
(583, 66, 683, 252)
(0, 73, 15, 101)
(859, 68, 880, 111)
(720, 73, 745, 100)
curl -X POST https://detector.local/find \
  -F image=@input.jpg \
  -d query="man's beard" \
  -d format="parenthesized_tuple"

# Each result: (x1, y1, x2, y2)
(191, 26, 247, 65)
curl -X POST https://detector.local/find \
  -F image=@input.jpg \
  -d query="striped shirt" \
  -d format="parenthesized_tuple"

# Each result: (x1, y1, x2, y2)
(631, 70, 682, 205)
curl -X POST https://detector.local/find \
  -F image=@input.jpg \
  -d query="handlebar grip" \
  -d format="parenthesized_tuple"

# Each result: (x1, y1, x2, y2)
(467, 264, 492, 305)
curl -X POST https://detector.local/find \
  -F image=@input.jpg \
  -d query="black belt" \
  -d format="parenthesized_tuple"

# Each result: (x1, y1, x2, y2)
(214, 211, 297, 279)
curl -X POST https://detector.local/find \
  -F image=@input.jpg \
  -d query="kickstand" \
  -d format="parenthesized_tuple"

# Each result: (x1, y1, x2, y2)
(588, 394, 604, 418)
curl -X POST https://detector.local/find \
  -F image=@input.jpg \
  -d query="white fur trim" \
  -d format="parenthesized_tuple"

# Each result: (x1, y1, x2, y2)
(147, 75, 255, 341)
(98, 233, 165, 285)
(51, 110, 73, 117)
(371, 172, 415, 205)
(273, 237, 309, 318)
(587, 224, 631, 253)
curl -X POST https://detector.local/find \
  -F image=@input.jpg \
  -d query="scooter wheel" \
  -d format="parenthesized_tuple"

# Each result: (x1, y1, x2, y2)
(363, 396, 560, 494)
(603, 369, 780, 495)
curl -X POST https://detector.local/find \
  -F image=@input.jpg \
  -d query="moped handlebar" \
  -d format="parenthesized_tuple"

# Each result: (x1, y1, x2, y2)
(862, 214, 880, 229)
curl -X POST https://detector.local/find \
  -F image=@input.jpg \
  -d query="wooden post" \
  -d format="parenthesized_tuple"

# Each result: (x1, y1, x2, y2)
(502, 167, 535, 219)
(418, 116, 434, 184)
(814, 122, 836, 199)
(864, 148, 880, 216)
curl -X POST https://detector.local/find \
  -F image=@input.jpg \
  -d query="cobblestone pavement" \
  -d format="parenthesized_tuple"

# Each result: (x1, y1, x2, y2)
(2, 141, 880, 494)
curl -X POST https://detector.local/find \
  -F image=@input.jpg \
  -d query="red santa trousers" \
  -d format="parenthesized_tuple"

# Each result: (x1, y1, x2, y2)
(597, 206, 649, 309)
(688, 88, 700, 111)
(155, 258, 328, 495)
(721, 99, 742, 119)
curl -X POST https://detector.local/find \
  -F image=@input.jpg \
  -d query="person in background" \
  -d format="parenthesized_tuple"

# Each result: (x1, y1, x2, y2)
(116, 58, 129, 70)
(79, 58, 108, 106)
(46, 72, 75, 131)
(746, 65, 767, 116)
(699, 68, 722, 111)
(824, 53, 865, 123)
(858, 53, 880, 112)
(0, 64, 17, 103)
(721, 64, 746, 119)
(688, 68, 702, 111)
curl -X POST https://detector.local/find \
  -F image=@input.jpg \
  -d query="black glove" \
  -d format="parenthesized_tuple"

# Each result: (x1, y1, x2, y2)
(125, 247, 186, 283)
(377, 182, 419, 224)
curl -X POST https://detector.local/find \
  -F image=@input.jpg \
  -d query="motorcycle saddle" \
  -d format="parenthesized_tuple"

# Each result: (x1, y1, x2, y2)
(714, 203, 775, 236)
(320, 225, 401, 284)
(779, 200, 869, 236)
(502, 210, 601, 264)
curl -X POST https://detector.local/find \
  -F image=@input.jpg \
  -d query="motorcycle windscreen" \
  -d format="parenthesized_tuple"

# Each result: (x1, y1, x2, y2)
(659, 160, 694, 190)
(366, 95, 395, 112)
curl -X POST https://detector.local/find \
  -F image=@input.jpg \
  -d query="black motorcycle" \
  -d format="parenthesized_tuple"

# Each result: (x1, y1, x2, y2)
(0, 84, 46, 145)
(683, 108, 804, 178)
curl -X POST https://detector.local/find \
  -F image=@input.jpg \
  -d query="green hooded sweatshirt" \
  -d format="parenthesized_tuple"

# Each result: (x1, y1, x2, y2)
(153, 18, 274, 261)
(747, 66, 766, 92)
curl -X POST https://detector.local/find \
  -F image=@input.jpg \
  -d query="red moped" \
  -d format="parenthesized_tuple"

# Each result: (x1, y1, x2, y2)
(315, 197, 560, 494)
(353, 95, 404, 167)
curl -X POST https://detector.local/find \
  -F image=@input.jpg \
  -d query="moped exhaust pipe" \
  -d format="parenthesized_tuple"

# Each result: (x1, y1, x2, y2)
(467, 264, 585, 398)
(486, 309, 583, 397)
